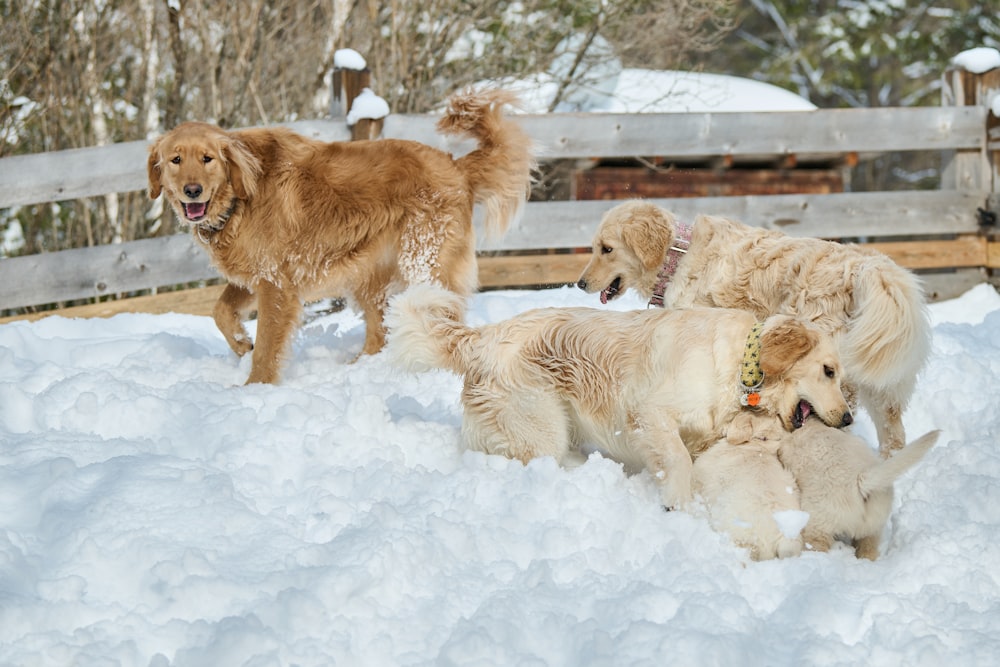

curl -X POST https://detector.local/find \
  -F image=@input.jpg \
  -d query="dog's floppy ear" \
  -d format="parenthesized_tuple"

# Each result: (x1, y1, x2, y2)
(147, 138, 163, 200)
(759, 318, 819, 379)
(618, 203, 673, 272)
(223, 135, 262, 200)
(725, 411, 755, 445)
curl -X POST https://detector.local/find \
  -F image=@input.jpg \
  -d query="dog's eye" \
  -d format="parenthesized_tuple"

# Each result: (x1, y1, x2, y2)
(170, 156, 181, 165)
(202, 155, 213, 164)
(601, 245, 613, 254)
(824, 365, 835, 379)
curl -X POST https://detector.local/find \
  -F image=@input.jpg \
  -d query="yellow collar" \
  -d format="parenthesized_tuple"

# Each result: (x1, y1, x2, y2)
(740, 322, 764, 407)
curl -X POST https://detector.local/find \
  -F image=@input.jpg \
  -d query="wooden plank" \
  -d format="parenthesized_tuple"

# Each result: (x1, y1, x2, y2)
(478, 253, 589, 288)
(4, 237, 992, 323)
(487, 190, 986, 251)
(865, 237, 987, 269)
(920, 269, 992, 302)
(477, 237, 989, 289)
(0, 284, 226, 324)
(989, 239, 1000, 269)
(1, 190, 985, 311)
(0, 107, 986, 209)
(387, 106, 987, 160)
(0, 233, 218, 311)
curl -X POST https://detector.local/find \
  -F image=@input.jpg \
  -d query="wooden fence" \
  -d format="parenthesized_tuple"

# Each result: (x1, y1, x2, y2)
(1, 65, 998, 323)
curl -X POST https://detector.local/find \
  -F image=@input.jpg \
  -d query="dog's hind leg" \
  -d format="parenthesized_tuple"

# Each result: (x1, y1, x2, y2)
(853, 534, 881, 560)
(861, 386, 906, 458)
(213, 283, 257, 358)
(801, 529, 833, 554)
(627, 410, 693, 510)
(462, 389, 572, 465)
(245, 280, 302, 385)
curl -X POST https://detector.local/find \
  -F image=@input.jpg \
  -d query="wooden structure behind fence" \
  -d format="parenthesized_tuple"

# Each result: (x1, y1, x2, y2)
(0, 65, 998, 323)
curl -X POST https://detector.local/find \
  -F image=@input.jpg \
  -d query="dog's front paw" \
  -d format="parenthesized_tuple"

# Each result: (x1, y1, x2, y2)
(228, 331, 254, 357)
(658, 484, 693, 513)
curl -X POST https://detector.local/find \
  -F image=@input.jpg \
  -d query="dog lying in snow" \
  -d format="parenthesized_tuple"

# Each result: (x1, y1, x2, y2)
(576, 200, 931, 459)
(386, 283, 853, 510)
(777, 417, 940, 559)
(693, 411, 806, 561)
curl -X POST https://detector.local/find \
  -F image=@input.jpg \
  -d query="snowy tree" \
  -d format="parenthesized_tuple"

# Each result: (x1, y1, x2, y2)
(710, 0, 1000, 108)
(0, 0, 731, 253)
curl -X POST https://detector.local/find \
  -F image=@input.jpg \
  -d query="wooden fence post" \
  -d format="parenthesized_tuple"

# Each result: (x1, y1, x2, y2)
(330, 58, 384, 141)
(941, 59, 1000, 285)
(941, 63, 1000, 207)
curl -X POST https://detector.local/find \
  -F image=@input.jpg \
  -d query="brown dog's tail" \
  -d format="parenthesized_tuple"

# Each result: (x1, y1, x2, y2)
(858, 429, 940, 497)
(437, 88, 535, 241)
(385, 283, 480, 376)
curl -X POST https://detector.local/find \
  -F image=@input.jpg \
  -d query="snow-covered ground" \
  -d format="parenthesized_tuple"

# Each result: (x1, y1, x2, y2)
(2, 282, 1000, 666)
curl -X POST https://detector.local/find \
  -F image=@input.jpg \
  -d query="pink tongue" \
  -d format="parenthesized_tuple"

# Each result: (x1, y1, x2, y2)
(600, 289, 609, 305)
(185, 202, 207, 219)
(799, 401, 812, 419)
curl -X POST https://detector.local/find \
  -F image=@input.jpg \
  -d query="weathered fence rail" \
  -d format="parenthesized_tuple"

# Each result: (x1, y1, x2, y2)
(1, 66, 998, 322)
(0, 107, 989, 210)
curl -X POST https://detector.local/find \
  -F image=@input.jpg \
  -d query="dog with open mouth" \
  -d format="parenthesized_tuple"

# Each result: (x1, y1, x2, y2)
(576, 200, 930, 459)
(386, 283, 852, 510)
(147, 88, 534, 384)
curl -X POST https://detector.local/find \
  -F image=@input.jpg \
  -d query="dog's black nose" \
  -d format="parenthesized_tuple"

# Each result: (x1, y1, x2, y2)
(576, 278, 587, 290)
(841, 412, 853, 427)
(184, 183, 203, 199)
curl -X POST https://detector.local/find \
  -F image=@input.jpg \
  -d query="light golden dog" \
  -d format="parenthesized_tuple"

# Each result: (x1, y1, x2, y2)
(386, 284, 852, 510)
(778, 417, 939, 560)
(577, 200, 931, 458)
(693, 412, 805, 561)
(148, 89, 533, 384)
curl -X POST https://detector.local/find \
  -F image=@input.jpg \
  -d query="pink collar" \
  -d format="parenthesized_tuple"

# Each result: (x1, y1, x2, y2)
(648, 221, 692, 307)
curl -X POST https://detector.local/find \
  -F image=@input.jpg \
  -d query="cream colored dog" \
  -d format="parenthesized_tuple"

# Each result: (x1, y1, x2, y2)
(576, 200, 931, 458)
(693, 411, 805, 561)
(386, 284, 852, 510)
(778, 417, 940, 560)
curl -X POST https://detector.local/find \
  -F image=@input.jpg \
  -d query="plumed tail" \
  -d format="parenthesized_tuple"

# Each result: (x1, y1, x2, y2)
(843, 258, 932, 397)
(385, 283, 479, 376)
(859, 429, 940, 497)
(437, 88, 535, 241)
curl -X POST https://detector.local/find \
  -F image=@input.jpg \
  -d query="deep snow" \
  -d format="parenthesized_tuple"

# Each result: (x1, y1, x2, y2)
(2, 282, 1000, 666)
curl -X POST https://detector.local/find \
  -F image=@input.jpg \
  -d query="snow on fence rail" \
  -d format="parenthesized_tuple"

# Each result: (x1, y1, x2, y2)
(0, 66, 998, 321)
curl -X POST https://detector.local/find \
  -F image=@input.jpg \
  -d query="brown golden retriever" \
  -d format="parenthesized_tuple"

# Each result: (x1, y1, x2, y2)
(577, 200, 931, 457)
(386, 283, 852, 510)
(148, 89, 533, 384)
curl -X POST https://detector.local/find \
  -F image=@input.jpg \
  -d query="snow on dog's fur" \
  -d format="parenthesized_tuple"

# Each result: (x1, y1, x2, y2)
(577, 200, 931, 458)
(778, 418, 939, 560)
(693, 412, 805, 561)
(386, 284, 852, 510)
(148, 89, 533, 384)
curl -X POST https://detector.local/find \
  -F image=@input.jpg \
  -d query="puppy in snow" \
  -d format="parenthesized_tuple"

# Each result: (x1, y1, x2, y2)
(778, 417, 940, 560)
(693, 411, 806, 561)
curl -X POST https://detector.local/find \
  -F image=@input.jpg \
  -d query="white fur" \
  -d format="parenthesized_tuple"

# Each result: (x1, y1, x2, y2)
(777, 418, 940, 559)
(577, 201, 932, 457)
(693, 412, 803, 561)
(387, 284, 852, 511)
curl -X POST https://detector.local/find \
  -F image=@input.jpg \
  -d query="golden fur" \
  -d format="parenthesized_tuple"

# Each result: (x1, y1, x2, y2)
(148, 89, 533, 384)
(693, 412, 803, 561)
(778, 417, 939, 560)
(386, 284, 852, 510)
(577, 200, 932, 457)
